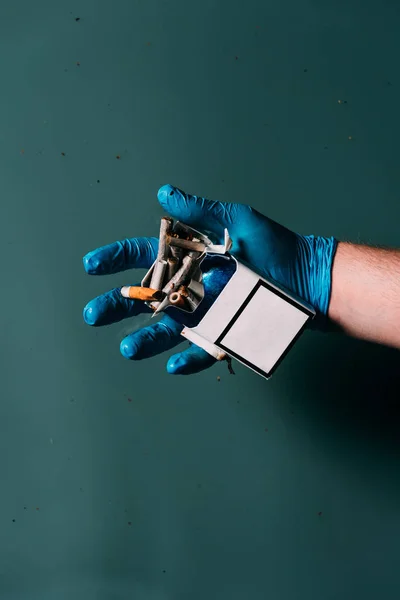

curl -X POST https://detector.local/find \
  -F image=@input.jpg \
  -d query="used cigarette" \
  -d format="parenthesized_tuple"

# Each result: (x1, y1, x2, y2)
(167, 285, 199, 312)
(167, 235, 206, 253)
(141, 260, 155, 288)
(172, 222, 194, 240)
(150, 217, 172, 290)
(150, 259, 168, 291)
(180, 286, 199, 311)
(169, 290, 186, 308)
(167, 257, 179, 280)
(151, 255, 199, 315)
(120, 286, 164, 301)
(173, 285, 199, 311)
(170, 245, 184, 261)
(162, 254, 198, 296)
(158, 217, 173, 261)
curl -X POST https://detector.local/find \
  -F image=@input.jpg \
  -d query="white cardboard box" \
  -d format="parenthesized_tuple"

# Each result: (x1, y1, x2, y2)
(181, 256, 315, 379)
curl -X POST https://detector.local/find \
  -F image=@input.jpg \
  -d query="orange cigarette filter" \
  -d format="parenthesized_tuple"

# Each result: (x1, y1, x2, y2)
(121, 286, 164, 301)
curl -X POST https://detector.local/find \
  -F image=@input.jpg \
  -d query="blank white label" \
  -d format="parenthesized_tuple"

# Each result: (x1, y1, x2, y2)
(220, 285, 309, 375)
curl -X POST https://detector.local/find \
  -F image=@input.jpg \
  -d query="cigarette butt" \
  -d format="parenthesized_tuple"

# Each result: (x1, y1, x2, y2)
(168, 286, 199, 312)
(150, 259, 168, 291)
(177, 285, 199, 311)
(162, 254, 198, 296)
(167, 257, 179, 280)
(151, 256, 198, 314)
(141, 260, 155, 288)
(169, 291, 186, 308)
(120, 286, 164, 301)
(157, 217, 173, 261)
(170, 245, 184, 260)
(167, 235, 206, 253)
(173, 222, 194, 240)
(188, 249, 204, 261)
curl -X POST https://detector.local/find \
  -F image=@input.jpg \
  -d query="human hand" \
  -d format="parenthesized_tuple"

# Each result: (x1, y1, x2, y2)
(83, 184, 337, 375)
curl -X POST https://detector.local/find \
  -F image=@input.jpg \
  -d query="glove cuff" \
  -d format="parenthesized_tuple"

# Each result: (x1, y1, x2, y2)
(297, 234, 338, 326)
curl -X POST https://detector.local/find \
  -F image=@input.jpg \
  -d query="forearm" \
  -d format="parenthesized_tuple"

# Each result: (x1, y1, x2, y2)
(328, 242, 400, 348)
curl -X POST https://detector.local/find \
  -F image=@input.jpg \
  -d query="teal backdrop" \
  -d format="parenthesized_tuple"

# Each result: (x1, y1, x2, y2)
(1, 1, 400, 598)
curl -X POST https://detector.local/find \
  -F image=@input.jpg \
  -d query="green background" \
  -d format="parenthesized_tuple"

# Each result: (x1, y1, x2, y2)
(1, 1, 400, 598)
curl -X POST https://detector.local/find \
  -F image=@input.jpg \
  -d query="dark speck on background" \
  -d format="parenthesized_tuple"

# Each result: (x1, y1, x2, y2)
(128, 398, 132, 402)
(61, 152, 65, 156)
(235, 56, 239, 60)
(76, 62, 80, 67)
(97, 180, 100, 183)
(128, 521, 132, 526)
(303, 68, 308, 72)
(12, 519, 15, 522)
(75, 17, 80, 21)
(24, 507, 27, 510)
(116, 155, 121, 160)
(163, 570, 166, 573)
(265, 428, 268, 432)
(318, 511, 322, 516)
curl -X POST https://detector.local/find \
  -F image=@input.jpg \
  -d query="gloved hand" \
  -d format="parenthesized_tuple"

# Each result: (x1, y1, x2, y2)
(83, 184, 337, 375)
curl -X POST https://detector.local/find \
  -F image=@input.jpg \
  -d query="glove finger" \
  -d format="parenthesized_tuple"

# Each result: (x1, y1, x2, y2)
(83, 237, 158, 275)
(120, 315, 183, 360)
(166, 343, 216, 375)
(157, 184, 251, 238)
(83, 286, 152, 326)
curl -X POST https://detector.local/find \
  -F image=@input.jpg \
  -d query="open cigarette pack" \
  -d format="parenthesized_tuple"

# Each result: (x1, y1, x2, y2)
(139, 217, 316, 379)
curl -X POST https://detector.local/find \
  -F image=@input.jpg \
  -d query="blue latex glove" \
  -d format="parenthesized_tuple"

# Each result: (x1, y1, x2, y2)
(83, 184, 337, 375)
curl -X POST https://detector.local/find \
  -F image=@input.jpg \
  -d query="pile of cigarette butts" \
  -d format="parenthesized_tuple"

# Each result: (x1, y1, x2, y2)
(121, 217, 235, 374)
(121, 217, 232, 317)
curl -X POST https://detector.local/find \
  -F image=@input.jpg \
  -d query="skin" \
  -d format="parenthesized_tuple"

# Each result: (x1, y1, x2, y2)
(329, 243, 400, 349)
